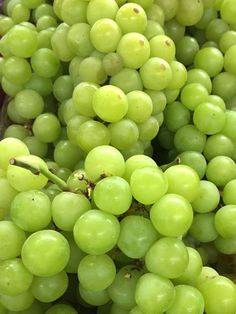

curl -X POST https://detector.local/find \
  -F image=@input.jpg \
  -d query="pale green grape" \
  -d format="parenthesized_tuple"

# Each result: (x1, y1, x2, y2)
(189, 213, 218, 242)
(223, 179, 236, 205)
(7, 300, 44, 314)
(155, 0, 178, 21)
(219, 30, 236, 53)
(102, 52, 123, 76)
(0, 177, 18, 219)
(126, 90, 153, 123)
(180, 83, 208, 111)
(166, 285, 204, 314)
(109, 68, 143, 94)
(25, 73, 53, 97)
(140, 57, 172, 91)
(220, 0, 236, 25)
(192, 180, 220, 213)
(108, 265, 143, 310)
(86, 0, 119, 26)
(93, 176, 132, 215)
(135, 272, 175, 314)
(198, 275, 236, 314)
(23, 136, 48, 159)
(194, 47, 224, 77)
(145, 4, 164, 25)
(78, 254, 116, 291)
(66, 115, 90, 144)
(0, 290, 34, 312)
(7, 155, 48, 192)
(214, 235, 236, 254)
(78, 56, 107, 85)
(10, 189, 51, 232)
(145, 237, 189, 279)
(60, 0, 87, 25)
(167, 60, 187, 90)
(145, 89, 166, 114)
(3, 56, 31, 85)
(224, 46, 236, 74)
(164, 101, 191, 132)
(54, 140, 83, 169)
(164, 164, 200, 202)
(221, 110, 236, 141)
(130, 166, 168, 205)
(203, 134, 234, 160)
(110, 304, 129, 314)
(115, 3, 147, 34)
(66, 169, 89, 194)
(73, 209, 120, 255)
(79, 284, 110, 306)
(45, 303, 78, 314)
(150, 34, 175, 62)
(90, 18, 121, 53)
(14, 89, 44, 119)
(21, 230, 70, 277)
(164, 19, 185, 44)
(31, 48, 60, 78)
(117, 32, 150, 69)
(67, 23, 93, 57)
(37, 28, 55, 49)
(144, 20, 164, 40)
(186, 68, 212, 93)
(0, 137, 29, 170)
(212, 72, 236, 101)
(0, 221, 26, 260)
(150, 193, 193, 237)
(53, 75, 73, 102)
(34, 3, 56, 20)
(31, 271, 68, 303)
(214, 205, 236, 238)
(52, 192, 91, 231)
(32, 113, 61, 143)
(176, 0, 204, 26)
(0, 258, 33, 296)
(92, 85, 128, 123)
(117, 215, 159, 259)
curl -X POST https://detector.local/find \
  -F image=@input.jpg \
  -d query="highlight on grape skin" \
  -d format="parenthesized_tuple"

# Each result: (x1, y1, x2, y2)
(1, 0, 236, 313)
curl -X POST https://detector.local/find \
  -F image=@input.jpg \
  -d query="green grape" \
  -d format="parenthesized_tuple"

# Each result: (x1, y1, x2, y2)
(21, 0, 43, 9)
(34, 3, 56, 20)
(144, 20, 164, 40)
(164, 164, 200, 202)
(37, 27, 54, 49)
(180, 83, 208, 111)
(92, 85, 128, 123)
(174, 124, 207, 153)
(177, 151, 207, 179)
(54, 140, 83, 169)
(115, 3, 147, 34)
(25, 73, 53, 97)
(59, 100, 80, 126)
(150, 193, 193, 237)
(3, 56, 31, 85)
(108, 119, 139, 150)
(23, 136, 48, 159)
(149, 34, 175, 62)
(166, 285, 204, 314)
(164, 88, 180, 103)
(78, 254, 116, 291)
(223, 179, 236, 205)
(205, 18, 229, 43)
(192, 180, 220, 213)
(214, 205, 236, 238)
(130, 166, 167, 205)
(68, 56, 83, 83)
(189, 213, 218, 242)
(0, 302, 7, 314)
(21, 230, 70, 277)
(79, 284, 110, 306)
(144, 90, 166, 114)
(6, 24, 38, 58)
(3, 125, 30, 141)
(145, 4, 164, 25)
(145, 237, 189, 279)
(212, 72, 236, 101)
(176, 0, 204, 26)
(224, 44, 236, 75)
(0, 291, 34, 312)
(186, 68, 212, 93)
(195, 7, 217, 29)
(66, 169, 88, 194)
(108, 265, 143, 310)
(117, 32, 150, 69)
(67, 23, 93, 57)
(10, 190, 51, 232)
(198, 275, 236, 314)
(30, 48, 60, 78)
(76, 120, 111, 152)
(120, 140, 145, 159)
(0, 16, 14, 37)
(109, 304, 129, 314)
(164, 19, 185, 44)
(78, 56, 107, 85)
(102, 52, 123, 76)
(14, 89, 44, 119)
(126, 90, 152, 123)
(52, 192, 91, 231)
(60, 0, 87, 25)
(0, 258, 33, 296)
(45, 303, 78, 314)
(219, 30, 236, 53)
(55, 167, 72, 181)
(109, 68, 143, 94)
(1, 76, 24, 97)
(86, 0, 118, 25)
(123, 154, 157, 182)
(52, 75, 73, 102)
(194, 47, 224, 77)
(138, 116, 159, 141)
(220, 0, 236, 25)
(11, 3, 30, 24)
(155, 0, 178, 21)
(90, 18, 121, 53)
(214, 235, 236, 254)
(0, 221, 26, 260)
(140, 57, 172, 91)
(66, 115, 90, 144)
(164, 101, 190, 132)
(129, 306, 143, 314)
(135, 272, 175, 314)
(7, 300, 45, 314)
(31, 271, 68, 303)
(203, 134, 234, 160)
(73, 209, 120, 255)
(0, 177, 18, 219)
(193, 102, 226, 135)
(167, 60, 187, 90)
(206, 156, 236, 187)
(36, 15, 57, 30)
(117, 215, 159, 258)
(205, 94, 226, 110)
(32, 113, 61, 143)
(93, 176, 132, 215)
(176, 36, 199, 66)
(196, 266, 219, 286)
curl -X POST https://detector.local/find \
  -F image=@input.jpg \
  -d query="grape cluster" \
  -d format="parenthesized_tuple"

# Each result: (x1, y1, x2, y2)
(1, 0, 236, 313)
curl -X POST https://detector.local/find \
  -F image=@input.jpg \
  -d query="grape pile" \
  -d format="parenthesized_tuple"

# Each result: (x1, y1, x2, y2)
(1, 0, 236, 313)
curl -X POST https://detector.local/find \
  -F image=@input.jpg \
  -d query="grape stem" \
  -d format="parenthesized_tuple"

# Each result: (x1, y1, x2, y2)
(10, 158, 69, 191)
(160, 156, 181, 171)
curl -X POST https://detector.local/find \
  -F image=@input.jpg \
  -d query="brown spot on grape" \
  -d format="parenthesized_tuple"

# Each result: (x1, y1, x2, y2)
(160, 63, 166, 71)
(165, 40, 171, 47)
(133, 7, 139, 13)
(139, 40, 144, 46)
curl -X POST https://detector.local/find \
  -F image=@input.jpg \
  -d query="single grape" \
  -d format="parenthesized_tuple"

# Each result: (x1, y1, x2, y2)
(189, 213, 218, 243)
(214, 205, 236, 238)
(223, 179, 236, 205)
